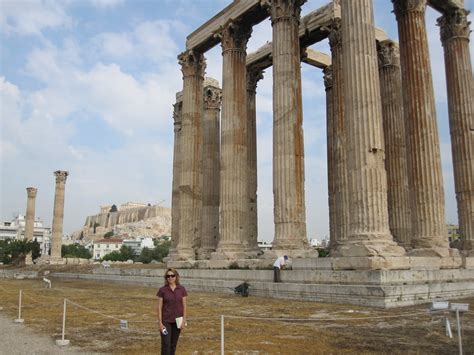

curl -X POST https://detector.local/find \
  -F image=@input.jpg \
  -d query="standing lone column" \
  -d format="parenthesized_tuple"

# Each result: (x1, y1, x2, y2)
(334, 0, 405, 258)
(377, 40, 411, 248)
(438, 9, 474, 250)
(24, 187, 38, 265)
(175, 50, 205, 261)
(246, 67, 264, 254)
(168, 92, 183, 261)
(199, 78, 222, 259)
(213, 20, 254, 260)
(270, 0, 310, 254)
(393, 0, 449, 255)
(51, 170, 68, 260)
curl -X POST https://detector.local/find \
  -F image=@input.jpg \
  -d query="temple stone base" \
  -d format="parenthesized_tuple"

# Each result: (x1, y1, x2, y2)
(52, 265, 474, 308)
(24, 254, 33, 266)
(332, 240, 406, 257)
(262, 249, 318, 260)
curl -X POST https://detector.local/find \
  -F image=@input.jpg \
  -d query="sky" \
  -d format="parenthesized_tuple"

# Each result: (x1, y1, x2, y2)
(1, 0, 473, 242)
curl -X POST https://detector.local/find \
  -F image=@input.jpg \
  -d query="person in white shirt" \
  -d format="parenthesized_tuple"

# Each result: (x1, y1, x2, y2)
(273, 255, 288, 282)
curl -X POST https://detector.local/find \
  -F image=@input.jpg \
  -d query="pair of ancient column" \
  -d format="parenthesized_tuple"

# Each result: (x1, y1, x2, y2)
(23, 171, 68, 262)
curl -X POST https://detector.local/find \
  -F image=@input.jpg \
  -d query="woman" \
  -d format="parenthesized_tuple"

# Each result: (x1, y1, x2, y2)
(157, 268, 187, 355)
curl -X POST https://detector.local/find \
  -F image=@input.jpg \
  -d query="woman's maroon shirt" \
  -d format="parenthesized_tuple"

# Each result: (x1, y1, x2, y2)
(157, 284, 187, 323)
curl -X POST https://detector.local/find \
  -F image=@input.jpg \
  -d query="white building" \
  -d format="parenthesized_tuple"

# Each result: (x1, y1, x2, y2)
(0, 214, 51, 255)
(258, 241, 272, 251)
(93, 238, 123, 260)
(123, 237, 154, 256)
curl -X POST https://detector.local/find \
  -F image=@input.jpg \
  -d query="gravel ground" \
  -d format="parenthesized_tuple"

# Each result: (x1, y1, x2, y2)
(0, 313, 99, 355)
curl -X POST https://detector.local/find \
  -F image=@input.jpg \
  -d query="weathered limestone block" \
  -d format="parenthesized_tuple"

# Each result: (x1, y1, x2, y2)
(51, 171, 68, 260)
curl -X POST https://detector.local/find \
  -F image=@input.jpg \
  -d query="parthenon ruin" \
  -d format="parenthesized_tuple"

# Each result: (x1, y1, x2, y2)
(168, 0, 473, 271)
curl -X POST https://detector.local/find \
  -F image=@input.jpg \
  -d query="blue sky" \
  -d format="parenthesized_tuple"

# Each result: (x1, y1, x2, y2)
(1, 0, 472, 242)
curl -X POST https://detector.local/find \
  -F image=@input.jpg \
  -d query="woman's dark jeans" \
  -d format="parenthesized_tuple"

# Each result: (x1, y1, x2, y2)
(161, 321, 181, 355)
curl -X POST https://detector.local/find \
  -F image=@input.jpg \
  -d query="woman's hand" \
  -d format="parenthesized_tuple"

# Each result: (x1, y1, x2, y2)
(159, 322, 165, 332)
(180, 319, 187, 331)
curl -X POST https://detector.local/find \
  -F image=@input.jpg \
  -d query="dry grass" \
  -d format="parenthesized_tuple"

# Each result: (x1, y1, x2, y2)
(0, 278, 473, 354)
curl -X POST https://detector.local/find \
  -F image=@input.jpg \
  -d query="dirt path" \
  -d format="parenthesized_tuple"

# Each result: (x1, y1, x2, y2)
(0, 313, 99, 355)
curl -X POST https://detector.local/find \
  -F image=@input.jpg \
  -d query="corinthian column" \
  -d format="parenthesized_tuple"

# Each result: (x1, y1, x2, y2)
(198, 78, 222, 259)
(246, 67, 264, 254)
(334, 0, 405, 259)
(377, 40, 411, 248)
(438, 9, 474, 250)
(51, 170, 68, 260)
(324, 66, 336, 248)
(168, 92, 183, 261)
(328, 18, 349, 251)
(212, 20, 254, 260)
(24, 187, 38, 265)
(393, 0, 449, 255)
(270, 0, 310, 254)
(175, 50, 206, 261)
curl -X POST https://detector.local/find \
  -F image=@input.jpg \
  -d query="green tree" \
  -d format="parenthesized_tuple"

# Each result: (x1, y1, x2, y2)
(103, 231, 114, 239)
(138, 240, 171, 263)
(61, 243, 92, 259)
(109, 204, 118, 212)
(31, 239, 41, 260)
(102, 245, 135, 262)
(0, 239, 33, 265)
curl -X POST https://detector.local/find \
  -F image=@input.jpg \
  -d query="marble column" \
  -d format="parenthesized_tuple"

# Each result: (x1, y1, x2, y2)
(246, 67, 264, 254)
(198, 78, 222, 259)
(24, 187, 38, 264)
(212, 20, 254, 260)
(175, 50, 206, 261)
(328, 18, 349, 251)
(438, 9, 474, 250)
(334, 0, 405, 258)
(168, 92, 183, 261)
(324, 66, 336, 248)
(51, 170, 68, 260)
(377, 40, 411, 248)
(393, 0, 449, 255)
(270, 0, 310, 254)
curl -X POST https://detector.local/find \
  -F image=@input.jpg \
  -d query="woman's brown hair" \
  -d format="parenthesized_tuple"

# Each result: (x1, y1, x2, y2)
(164, 268, 180, 285)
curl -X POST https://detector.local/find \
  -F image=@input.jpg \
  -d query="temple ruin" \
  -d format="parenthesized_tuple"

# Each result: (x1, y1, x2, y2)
(169, 0, 472, 267)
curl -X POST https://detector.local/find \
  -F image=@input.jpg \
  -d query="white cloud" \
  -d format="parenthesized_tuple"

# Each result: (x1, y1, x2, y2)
(0, 0, 72, 36)
(89, 0, 124, 9)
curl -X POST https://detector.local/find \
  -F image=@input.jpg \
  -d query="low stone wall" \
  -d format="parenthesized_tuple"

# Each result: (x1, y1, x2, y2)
(0, 269, 38, 279)
(51, 266, 474, 308)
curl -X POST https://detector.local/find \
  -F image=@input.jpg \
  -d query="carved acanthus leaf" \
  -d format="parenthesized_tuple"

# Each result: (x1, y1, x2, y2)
(438, 9, 471, 44)
(178, 50, 206, 78)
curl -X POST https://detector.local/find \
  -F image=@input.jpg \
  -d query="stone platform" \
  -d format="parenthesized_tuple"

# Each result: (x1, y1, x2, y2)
(50, 256, 474, 308)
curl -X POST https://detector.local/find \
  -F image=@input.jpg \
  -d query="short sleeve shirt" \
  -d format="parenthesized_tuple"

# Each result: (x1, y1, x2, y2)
(157, 284, 188, 323)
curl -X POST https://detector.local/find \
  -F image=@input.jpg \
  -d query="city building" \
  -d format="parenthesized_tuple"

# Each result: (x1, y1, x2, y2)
(92, 238, 123, 260)
(0, 214, 51, 255)
(123, 237, 154, 256)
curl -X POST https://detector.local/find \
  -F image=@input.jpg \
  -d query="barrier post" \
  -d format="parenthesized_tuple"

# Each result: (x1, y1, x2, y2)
(456, 309, 462, 355)
(14, 289, 24, 323)
(221, 315, 224, 355)
(56, 299, 70, 346)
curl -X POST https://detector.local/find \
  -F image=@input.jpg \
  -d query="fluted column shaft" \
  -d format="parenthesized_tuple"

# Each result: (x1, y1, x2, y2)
(176, 50, 206, 260)
(169, 93, 183, 258)
(51, 170, 68, 259)
(246, 68, 264, 253)
(199, 81, 222, 259)
(335, 0, 404, 257)
(328, 19, 349, 250)
(271, 0, 308, 251)
(377, 40, 411, 248)
(393, 0, 449, 253)
(213, 21, 253, 259)
(324, 66, 336, 247)
(25, 187, 38, 242)
(438, 9, 474, 249)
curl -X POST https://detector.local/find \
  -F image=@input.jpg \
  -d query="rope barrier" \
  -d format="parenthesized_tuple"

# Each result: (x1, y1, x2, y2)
(65, 299, 122, 322)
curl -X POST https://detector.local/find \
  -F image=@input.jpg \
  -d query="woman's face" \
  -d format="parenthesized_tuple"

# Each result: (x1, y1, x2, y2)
(165, 272, 176, 284)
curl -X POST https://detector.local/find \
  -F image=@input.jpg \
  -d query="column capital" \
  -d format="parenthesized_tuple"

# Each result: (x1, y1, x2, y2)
(267, 0, 306, 25)
(323, 65, 333, 91)
(328, 18, 342, 51)
(392, 0, 426, 19)
(216, 20, 252, 52)
(203, 85, 222, 110)
(247, 67, 265, 93)
(54, 170, 69, 184)
(178, 50, 206, 78)
(377, 40, 400, 68)
(26, 187, 38, 198)
(438, 9, 471, 44)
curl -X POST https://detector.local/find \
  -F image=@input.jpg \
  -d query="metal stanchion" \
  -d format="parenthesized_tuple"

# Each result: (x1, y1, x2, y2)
(221, 315, 224, 355)
(14, 289, 24, 323)
(56, 299, 70, 346)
